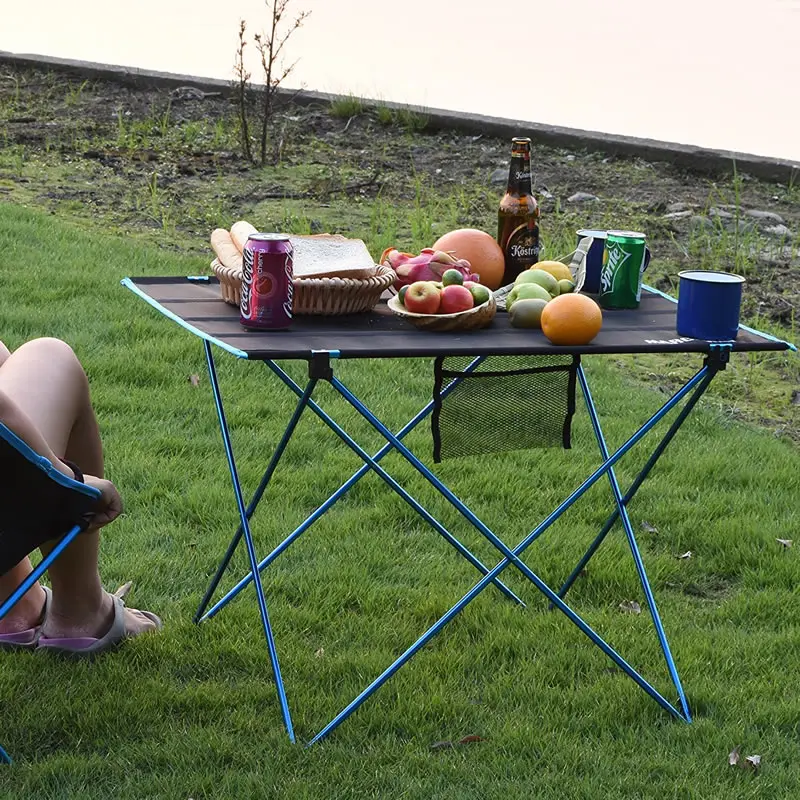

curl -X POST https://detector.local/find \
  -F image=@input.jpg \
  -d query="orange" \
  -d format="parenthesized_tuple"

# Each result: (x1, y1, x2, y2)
(431, 228, 505, 290)
(540, 293, 603, 345)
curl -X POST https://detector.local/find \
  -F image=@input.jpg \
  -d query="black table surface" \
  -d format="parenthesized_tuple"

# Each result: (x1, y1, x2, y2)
(125, 276, 791, 361)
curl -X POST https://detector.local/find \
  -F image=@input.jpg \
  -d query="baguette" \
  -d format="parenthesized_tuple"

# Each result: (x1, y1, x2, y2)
(231, 220, 258, 254)
(210, 228, 242, 271)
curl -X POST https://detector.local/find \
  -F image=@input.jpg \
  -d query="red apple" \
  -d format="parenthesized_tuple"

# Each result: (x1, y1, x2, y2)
(404, 281, 442, 314)
(439, 284, 474, 314)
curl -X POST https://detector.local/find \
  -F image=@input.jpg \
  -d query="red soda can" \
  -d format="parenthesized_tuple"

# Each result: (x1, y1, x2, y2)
(240, 233, 294, 330)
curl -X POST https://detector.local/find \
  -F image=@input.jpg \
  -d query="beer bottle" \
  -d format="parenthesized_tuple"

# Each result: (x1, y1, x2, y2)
(497, 137, 541, 286)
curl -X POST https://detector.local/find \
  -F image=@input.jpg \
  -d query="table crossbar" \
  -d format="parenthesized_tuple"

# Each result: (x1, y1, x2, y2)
(306, 361, 715, 743)
(196, 340, 721, 745)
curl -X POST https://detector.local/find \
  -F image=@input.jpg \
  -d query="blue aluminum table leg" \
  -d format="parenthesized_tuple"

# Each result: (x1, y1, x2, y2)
(308, 368, 709, 744)
(0, 745, 10, 765)
(194, 362, 321, 623)
(577, 365, 691, 721)
(204, 341, 298, 743)
(198, 356, 488, 621)
(200, 363, 522, 622)
(554, 367, 716, 606)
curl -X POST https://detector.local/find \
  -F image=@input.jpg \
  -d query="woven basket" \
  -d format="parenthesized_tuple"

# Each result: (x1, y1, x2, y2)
(387, 293, 497, 331)
(211, 260, 396, 315)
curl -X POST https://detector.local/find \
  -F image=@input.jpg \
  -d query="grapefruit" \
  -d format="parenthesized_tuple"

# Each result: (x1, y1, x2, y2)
(540, 293, 603, 345)
(431, 229, 505, 290)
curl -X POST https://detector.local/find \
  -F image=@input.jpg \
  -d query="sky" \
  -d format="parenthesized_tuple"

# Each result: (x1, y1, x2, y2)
(3, 0, 799, 160)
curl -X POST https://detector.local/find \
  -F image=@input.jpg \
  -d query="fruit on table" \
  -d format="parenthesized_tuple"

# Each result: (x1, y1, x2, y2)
(404, 281, 442, 314)
(540, 293, 603, 345)
(441, 268, 464, 286)
(557, 279, 575, 294)
(507, 281, 551, 310)
(464, 281, 491, 306)
(509, 297, 549, 328)
(515, 268, 559, 297)
(384, 247, 480, 289)
(534, 260, 574, 283)
(439, 284, 474, 314)
(431, 229, 506, 290)
(398, 285, 410, 305)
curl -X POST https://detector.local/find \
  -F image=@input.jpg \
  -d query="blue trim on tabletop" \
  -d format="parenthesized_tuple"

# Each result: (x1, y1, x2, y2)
(120, 277, 250, 359)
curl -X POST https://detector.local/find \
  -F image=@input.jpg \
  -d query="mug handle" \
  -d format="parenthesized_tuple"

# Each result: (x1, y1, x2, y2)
(642, 246, 652, 273)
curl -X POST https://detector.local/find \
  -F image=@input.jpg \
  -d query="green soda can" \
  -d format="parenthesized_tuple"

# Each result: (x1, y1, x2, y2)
(598, 230, 651, 309)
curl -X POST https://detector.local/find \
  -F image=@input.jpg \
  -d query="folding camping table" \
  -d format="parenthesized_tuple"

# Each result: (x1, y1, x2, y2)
(123, 275, 793, 745)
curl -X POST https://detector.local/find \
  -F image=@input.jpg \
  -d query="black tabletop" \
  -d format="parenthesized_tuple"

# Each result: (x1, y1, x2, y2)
(123, 276, 792, 361)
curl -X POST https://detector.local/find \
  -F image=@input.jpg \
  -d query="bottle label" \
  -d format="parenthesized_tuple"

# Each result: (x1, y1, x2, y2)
(506, 222, 540, 264)
(513, 169, 531, 181)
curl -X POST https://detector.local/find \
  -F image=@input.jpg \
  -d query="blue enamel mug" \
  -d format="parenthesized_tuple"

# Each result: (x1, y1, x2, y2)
(676, 270, 746, 340)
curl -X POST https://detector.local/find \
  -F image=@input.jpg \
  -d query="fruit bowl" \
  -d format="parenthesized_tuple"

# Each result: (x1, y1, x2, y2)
(387, 293, 497, 331)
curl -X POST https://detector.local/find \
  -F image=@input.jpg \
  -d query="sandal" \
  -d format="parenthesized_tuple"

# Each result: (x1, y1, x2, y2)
(36, 594, 161, 657)
(0, 586, 52, 651)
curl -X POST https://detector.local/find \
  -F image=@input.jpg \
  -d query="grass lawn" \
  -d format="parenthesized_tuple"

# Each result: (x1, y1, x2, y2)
(0, 200, 799, 798)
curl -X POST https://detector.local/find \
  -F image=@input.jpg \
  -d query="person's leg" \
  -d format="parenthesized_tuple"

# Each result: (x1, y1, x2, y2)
(0, 340, 46, 636)
(0, 338, 157, 640)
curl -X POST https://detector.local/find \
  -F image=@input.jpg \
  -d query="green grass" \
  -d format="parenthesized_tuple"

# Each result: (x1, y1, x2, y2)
(1, 201, 800, 798)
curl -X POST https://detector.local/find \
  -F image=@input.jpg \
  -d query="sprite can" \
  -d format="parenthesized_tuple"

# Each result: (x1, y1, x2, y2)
(598, 230, 651, 309)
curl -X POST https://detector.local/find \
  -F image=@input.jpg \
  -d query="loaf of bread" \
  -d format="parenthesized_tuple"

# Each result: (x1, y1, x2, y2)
(210, 228, 242, 271)
(220, 221, 378, 279)
(231, 220, 258, 254)
(289, 234, 377, 279)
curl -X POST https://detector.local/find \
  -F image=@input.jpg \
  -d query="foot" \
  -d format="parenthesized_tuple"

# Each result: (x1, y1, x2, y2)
(40, 591, 159, 641)
(0, 584, 48, 636)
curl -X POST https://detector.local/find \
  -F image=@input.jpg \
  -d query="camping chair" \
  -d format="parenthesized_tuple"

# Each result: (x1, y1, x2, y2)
(0, 422, 100, 765)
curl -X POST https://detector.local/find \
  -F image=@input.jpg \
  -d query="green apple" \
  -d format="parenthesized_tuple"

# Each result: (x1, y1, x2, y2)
(514, 268, 559, 297)
(509, 298, 549, 329)
(507, 282, 551, 310)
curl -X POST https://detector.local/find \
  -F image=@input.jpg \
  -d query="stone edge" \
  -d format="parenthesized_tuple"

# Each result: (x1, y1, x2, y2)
(2, 50, 799, 184)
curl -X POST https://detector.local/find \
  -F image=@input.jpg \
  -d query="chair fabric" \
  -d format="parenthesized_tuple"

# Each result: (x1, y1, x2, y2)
(0, 424, 98, 575)
(0, 422, 100, 765)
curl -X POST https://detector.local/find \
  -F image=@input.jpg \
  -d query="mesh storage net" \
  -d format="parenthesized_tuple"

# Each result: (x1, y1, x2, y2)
(431, 354, 579, 462)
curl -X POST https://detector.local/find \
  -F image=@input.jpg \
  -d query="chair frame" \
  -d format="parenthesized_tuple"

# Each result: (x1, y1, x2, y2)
(0, 422, 100, 765)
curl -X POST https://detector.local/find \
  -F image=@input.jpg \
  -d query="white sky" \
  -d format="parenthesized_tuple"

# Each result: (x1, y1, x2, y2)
(3, 0, 799, 160)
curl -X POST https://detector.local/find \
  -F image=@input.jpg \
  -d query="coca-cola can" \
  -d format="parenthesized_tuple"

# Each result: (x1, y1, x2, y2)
(240, 233, 294, 330)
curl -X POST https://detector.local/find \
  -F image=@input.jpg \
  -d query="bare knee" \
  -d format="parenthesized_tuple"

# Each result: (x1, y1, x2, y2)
(14, 337, 90, 396)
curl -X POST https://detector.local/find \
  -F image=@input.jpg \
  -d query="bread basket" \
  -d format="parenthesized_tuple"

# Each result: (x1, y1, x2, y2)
(387, 293, 497, 331)
(211, 260, 396, 315)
